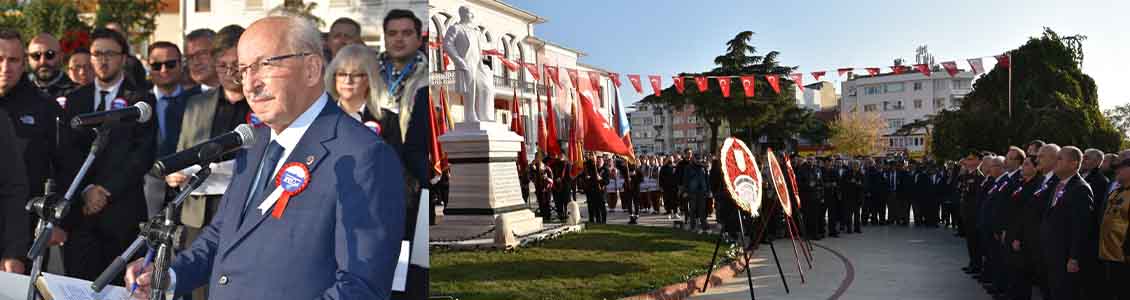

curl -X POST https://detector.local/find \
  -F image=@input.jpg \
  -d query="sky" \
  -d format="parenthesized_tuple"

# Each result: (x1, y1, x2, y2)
(509, 0, 1129, 110)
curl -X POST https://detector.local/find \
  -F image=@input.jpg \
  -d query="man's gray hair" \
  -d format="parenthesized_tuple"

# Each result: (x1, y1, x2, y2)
(986, 155, 1005, 167)
(1061, 146, 1083, 162)
(1084, 148, 1104, 160)
(263, 14, 324, 60)
(1040, 143, 1062, 156)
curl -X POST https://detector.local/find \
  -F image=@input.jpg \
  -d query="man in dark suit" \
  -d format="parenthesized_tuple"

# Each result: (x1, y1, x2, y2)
(960, 152, 986, 275)
(1040, 146, 1095, 300)
(143, 41, 202, 218)
(798, 158, 824, 239)
(57, 28, 156, 283)
(0, 107, 30, 274)
(865, 160, 886, 226)
(892, 161, 914, 226)
(1008, 145, 1058, 300)
(128, 16, 405, 299)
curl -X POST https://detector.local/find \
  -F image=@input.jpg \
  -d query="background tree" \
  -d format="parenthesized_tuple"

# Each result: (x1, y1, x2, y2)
(21, 0, 88, 42)
(641, 31, 814, 154)
(931, 28, 1121, 159)
(94, 0, 163, 45)
(829, 112, 886, 156)
(1103, 102, 1130, 140)
(270, 0, 326, 29)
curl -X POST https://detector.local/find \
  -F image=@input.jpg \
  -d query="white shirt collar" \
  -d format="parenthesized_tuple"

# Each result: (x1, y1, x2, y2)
(152, 85, 183, 100)
(267, 93, 328, 174)
(200, 84, 214, 92)
(94, 75, 124, 109)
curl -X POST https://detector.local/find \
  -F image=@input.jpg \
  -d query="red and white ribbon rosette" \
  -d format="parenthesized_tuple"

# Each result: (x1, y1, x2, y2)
(270, 162, 310, 219)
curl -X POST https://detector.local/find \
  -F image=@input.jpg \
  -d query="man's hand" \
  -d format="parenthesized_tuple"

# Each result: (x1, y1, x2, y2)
(125, 258, 155, 299)
(1067, 259, 1080, 273)
(1012, 240, 1021, 252)
(1, 258, 25, 274)
(49, 228, 67, 246)
(82, 185, 111, 215)
(166, 173, 188, 188)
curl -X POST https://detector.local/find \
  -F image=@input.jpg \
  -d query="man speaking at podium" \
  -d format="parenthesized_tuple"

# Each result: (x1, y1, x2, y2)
(126, 16, 406, 299)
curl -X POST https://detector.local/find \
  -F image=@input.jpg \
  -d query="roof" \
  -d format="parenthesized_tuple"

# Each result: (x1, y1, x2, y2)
(474, 0, 547, 24)
(525, 35, 587, 57)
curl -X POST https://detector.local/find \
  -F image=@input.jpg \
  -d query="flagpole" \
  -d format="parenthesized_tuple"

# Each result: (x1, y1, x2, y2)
(1007, 53, 1012, 120)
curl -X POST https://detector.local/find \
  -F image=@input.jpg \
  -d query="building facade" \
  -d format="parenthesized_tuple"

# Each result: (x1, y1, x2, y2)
(628, 103, 729, 156)
(840, 69, 976, 157)
(795, 81, 838, 111)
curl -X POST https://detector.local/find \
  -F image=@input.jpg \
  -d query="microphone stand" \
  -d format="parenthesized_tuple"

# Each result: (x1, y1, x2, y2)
(91, 165, 212, 300)
(25, 123, 113, 300)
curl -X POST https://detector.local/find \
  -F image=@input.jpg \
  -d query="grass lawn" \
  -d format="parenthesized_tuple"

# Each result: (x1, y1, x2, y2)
(431, 224, 736, 300)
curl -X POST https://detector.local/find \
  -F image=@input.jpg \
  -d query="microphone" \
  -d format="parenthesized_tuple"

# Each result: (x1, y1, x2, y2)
(70, 102, 153, 128)
(150, 124, 256, 177)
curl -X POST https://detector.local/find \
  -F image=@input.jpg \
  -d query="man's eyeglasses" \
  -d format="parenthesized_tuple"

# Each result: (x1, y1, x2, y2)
(91, 50, 123, 60)
(149, 59, 180, 71)
(235, 52, 312, 85)
(28, 50, 56, 61)
(185, 51, 211, 63)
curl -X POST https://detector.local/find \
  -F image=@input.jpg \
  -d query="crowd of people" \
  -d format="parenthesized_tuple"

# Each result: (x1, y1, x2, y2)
(0, 9, 431, 299)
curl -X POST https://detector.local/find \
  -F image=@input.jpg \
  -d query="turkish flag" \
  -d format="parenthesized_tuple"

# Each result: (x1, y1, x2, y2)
(914, 64, 931, 77)
(608, 72, 621, 87)
(510, 89, 527, 169)
(566, 68, 580, 88)
(544, 65, 562, 86)
(498, 57, 519, 72)
(811, 71, 826, 81)
(941, 61, 958, 77)
(766, 74, 781, 94)
(995, 54, 1011, 68)
(673, 76, 686, 94)
(694, 76, 708, 92)
(579, 91, 632, 157)
(717, 77, 731, 98)
(647, 75, 662, 96)
(588, 71, 602, 91)
(790, 73, 804, 92)
(627, 74, 642, 93)
(837, 68, 854, 77)
(523, 63, 540, 81)
(968, 58, 984, 75)
(739, 75, 756, 98)
(544, 82, 562, 156)
(482, 49, 503, 57)
(865, 68, 880, 76)
(427, 87, 446, 176)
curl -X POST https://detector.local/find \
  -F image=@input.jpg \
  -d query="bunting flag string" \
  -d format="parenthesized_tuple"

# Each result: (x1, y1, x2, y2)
(967, 58, 984, 75)
(647, 75, 662, 96)
(865, 67, 881, 76)
(627, 74, 643, 93)
(523, 63, 540, 81)
(941, 61, 959, 77)
(837, 68, 854, 77)
(914, 64, 931, 77)
(608, 72, 622, 88)
(766, 74, 781, 94)
(789, 73, 805, 92)
(544, 65, 562, 87)
(811, 71, 825, 81)
(588, 71, 603, 92)
(739, 75, 756, 99)
(673, 76, 686, 94)
(694, 76, 708, 92)
(716, 76, 731, 98)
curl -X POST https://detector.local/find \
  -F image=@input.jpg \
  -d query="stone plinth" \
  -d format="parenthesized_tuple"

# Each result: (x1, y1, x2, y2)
(434, 121, 542, 247)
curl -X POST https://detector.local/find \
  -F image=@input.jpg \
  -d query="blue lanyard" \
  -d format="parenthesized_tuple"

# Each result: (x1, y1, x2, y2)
(384, 59, 417, 96)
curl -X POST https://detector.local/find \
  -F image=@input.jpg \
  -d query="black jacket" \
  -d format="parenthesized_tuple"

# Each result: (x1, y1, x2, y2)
(0, 112, 30, 259)
(0, 79, 64, 199)
(1039, 174, 1094, 274)
(58, 80, 156, 230)
(360, 88, 433, 188)
(1008, 174, 1048, 258)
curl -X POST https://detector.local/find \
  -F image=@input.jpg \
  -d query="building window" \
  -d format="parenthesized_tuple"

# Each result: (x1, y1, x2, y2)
(933, 98, 945, 109)
(883, 101, 890, 111)
(864, 86, 882, 95)
(195, 0, 210, 12)
(864, 104, 877, 112)
(952, 79, 969, 89)
(883, 83, 904, 93)
(913, 81, 923, 91)
(913, 99, 923, 109)
(888, 118, 905, 130)
(893, 100, 904, 110)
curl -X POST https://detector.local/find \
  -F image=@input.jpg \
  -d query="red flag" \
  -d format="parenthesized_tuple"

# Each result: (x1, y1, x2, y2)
(941, 61, 958, 77)
(891, 66, 905, 74)
(790, 73, 804, 92)
(498, 57, 519, 72)
(995, 54, 1010, 68)
(544, 81, 562, 156)
(510, 89, 527, 169)
(694, 76, 708, 92)
(766, 74, 781, 94)
(427, 87, 446, 176)
(716, 76, 732, 98)
(579, 92, 631, 157)
(673, 76, 686, 94)
(811, 71, 826, 81)
(568, 101, 584, 177)
(544, 65, 562, 86)
(865, 68, 880, 76)
(837, 68, 854, 77)
(587, 71, 602, 91)
(914, 64, 931, 77)
(523, 63, 540, 81)
(967, 58, 984, 75)
(739, 75, 756, 98)
(482, 49, 503, 57)
(608, 72, 621, 88)
(647, 75, 662, 96)
(627, 74, 642, 93)
(566, 68, 580, 89)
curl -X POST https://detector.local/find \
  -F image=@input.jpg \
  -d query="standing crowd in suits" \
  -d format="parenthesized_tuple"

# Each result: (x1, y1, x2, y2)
(0, 9, 432, 300)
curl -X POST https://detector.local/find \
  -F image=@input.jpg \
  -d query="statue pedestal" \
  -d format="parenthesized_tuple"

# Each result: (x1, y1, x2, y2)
(435, 121, 542, 247)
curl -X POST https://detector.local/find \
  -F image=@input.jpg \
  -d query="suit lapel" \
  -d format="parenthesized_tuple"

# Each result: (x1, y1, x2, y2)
(218, 126, 269, 258)
(222, 103, 339, 257)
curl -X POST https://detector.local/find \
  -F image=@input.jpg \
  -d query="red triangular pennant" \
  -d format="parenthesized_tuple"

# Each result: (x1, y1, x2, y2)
(766, 74, 781, 94)
(647, 75, 662, 97)
(914, 64, 931, 77)
(694, 76, 708, 92)
(523, 63, 540, 81)
(740, 75, 755, 98)
(837, 68, 854, 77)
(811, 71, 825, 81)
(544, 65, 562, 86)
(566, 68, 580, 88)
(588, 71, 602, 91)
(790, 73, 804, 92)
(995, 54, 1011, 69)
(673, 76, 686, 94)
(865, 68, 880, 76)
(716, 76, 731, 98)
(891, 66, 905, 74)
(608, 72, 621, 87)
(627, 74, 642, 93)
(967, 58, 984, 75)
(941, 61, 958, 77)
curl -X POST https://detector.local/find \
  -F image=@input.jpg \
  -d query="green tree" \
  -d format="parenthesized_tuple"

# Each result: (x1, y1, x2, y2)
(1103, 102, 1130, 139)
(641, 31, 809, 153)
(21, 0, 88, 42)
(269, 0, 326, 29)
(94, 0, 163, 45)
(931, 28, 1121, 159)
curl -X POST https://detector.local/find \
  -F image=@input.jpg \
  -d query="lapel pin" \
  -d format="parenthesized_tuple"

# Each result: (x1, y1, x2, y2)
(306, 155, 315, 165)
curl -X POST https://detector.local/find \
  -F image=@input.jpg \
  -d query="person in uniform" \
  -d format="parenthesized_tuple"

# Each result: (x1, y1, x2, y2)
(1097, 159, 1130, 300)
(823, 158, 842, 237)
(961, 152, 987, 275)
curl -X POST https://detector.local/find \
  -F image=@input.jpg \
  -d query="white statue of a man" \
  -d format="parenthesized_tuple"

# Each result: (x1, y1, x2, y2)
(443, 6, 495, 123)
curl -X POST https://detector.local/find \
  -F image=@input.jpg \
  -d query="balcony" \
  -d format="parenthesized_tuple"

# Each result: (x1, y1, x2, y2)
(495, 75, 548, 95)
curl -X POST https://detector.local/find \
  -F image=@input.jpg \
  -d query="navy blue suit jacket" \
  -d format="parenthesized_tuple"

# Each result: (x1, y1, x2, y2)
(171, 101, 406, 299)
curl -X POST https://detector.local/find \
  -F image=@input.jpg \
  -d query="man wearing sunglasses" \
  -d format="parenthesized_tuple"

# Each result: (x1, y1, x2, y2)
(142, 41, 201, 219)
(27, 33, 77, 100)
